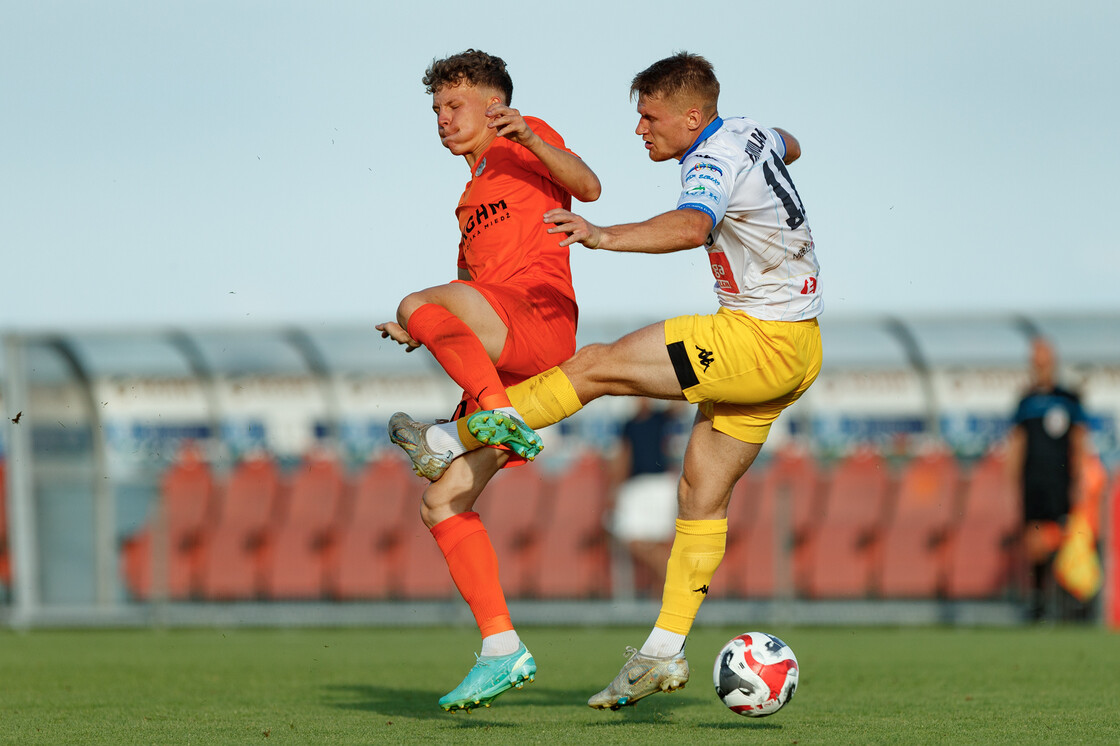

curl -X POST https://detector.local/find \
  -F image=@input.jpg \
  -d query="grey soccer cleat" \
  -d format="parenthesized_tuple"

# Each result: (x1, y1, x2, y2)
(388, 411, 452, 481)
(587, 646, 689, 710)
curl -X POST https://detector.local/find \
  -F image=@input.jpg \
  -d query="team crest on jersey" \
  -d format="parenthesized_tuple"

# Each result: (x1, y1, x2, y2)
(474, 157, 487, 177)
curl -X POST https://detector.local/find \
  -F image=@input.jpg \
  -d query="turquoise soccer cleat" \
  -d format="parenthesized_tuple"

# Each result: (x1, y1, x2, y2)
(466, 410, 544, 460)
(439, 643, 537, 713)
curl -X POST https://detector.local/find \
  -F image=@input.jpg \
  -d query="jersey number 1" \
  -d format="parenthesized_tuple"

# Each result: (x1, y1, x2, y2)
(763, 153, 806, 230)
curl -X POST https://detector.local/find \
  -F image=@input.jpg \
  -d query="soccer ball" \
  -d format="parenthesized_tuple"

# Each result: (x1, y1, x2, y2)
(713, 631, 799, 717)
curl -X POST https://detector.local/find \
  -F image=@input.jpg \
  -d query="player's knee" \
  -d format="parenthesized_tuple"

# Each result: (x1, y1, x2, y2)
(676, 473, 731, 521)
(564, 343, 609, 384)
(419, 462, 483, 528)
(420, 487, 457, 529)
(395, 292, 427, 327)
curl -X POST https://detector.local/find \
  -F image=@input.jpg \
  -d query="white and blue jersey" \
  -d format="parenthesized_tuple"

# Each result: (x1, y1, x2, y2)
(676, 117, 821, 321)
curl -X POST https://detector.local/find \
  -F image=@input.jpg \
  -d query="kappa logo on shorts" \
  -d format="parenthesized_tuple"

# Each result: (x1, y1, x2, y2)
(695, 345, 715, 372)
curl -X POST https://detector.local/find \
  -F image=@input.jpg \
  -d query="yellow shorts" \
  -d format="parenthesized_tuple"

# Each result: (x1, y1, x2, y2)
(663, 308, 822, 444)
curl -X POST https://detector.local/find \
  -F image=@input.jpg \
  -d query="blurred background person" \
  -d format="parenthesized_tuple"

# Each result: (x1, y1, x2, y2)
(1007, 337, 1090, 621)
(607, 399, 686, 594)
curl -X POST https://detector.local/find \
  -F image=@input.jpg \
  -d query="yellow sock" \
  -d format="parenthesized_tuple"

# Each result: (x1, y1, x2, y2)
(655, 518, 727, 635)
(455, 366, 584, 450)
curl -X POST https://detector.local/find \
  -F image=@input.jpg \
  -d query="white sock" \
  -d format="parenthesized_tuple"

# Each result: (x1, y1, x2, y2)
(639, 627, 686, 658)
(481, 630, 521, 657)
(425, 422, 466, 457)
(426, 406, 525, 455)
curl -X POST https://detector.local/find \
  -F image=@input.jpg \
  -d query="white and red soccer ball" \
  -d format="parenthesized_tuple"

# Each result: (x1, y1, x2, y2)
(713, 632, 799, 717)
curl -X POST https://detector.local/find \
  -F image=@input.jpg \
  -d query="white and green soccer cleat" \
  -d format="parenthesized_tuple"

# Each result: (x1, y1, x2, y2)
(587, 646, 689, 710)
(466, 410, 544, 460)
(439, 643, 537, 713)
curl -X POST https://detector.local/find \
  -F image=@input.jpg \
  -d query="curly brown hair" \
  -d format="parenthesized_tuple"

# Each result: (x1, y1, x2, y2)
(630, 51, 719, 113)
(423, 49, 514, 103)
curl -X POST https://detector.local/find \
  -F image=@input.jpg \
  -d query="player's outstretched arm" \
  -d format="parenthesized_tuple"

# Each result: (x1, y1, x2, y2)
(487, 104, 601, 202)
(544, 207, 711, 254)
(773, 128, 800, 165)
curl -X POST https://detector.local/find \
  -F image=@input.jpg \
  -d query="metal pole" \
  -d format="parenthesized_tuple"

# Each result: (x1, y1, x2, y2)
(46, 338, 115, 607)
(3, 335, 40, 627)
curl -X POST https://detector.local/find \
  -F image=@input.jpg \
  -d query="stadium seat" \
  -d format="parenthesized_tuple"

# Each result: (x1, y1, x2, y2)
(877, 449, 962, 598)
(389, 458, 456, 599)
(711, 464, 758, 599)
(746, 445, 823, 598)
(802, 448, 892, 599)
(260, 450, 346, 600)
(120, 446, 216, 600)
(392, 521, 456, 599)
(475, 464, 548, 598)
(331, 454, 424, 600)
(197, 455, 283, 600)
(536, 453, 612, 598)
(944, 449, 1022, 599)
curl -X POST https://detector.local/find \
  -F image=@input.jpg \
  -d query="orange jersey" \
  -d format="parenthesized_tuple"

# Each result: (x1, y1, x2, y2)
(456, 117, 577, 301)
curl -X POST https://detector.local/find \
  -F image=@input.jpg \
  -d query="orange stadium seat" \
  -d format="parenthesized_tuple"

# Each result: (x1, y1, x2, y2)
(744, 445, 823, 598)
(389, 458, 457, 599)
(476, 464, 549, 599)
(944, 449, 1021, 599)
(878, 450, 962, 598)
(536, 453, 613, 599)
(712, 465, 758, 599)
(392, 520, 456, 599)
(198, 455, 283, 600)
(261, 450, 346, 600)
(121, 446, 216, 600)
(330, 454, 423, 600)
(802, 448, 892, 599)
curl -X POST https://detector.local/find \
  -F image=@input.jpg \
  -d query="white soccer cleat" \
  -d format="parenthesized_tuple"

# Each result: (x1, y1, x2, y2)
(587, 646, 689, 710)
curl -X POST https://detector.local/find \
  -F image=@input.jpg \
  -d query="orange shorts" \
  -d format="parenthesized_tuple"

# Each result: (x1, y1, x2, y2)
(448, 278, 577, 431)
(454, 278, 578, 385)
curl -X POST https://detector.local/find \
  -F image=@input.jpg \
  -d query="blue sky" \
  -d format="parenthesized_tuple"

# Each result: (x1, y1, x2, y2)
(3, 1, 1117, 331)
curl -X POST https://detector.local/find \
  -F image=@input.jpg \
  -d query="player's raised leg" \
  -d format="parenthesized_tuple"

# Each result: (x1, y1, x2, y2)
(463, 321, 683, 453)
(395, 281, 513, 411)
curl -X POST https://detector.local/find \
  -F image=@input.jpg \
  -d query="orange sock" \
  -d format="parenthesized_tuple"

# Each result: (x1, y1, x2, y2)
(406, 303, 511, 410)
(430, 512, 513, 638)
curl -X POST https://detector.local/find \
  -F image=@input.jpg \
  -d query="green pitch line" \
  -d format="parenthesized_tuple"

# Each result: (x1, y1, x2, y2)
(0, 625, 1117, 744)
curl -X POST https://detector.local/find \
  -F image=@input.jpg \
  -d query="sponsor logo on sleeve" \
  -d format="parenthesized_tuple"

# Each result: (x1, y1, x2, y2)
(685, 185, 721, 204)
(688, 161, 724, 177)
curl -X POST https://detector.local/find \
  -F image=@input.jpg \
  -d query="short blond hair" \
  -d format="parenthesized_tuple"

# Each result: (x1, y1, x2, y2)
(630, 52, 719, 114)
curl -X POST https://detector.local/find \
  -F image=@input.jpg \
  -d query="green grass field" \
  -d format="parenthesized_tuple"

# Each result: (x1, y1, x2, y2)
(2, 624, 1118, 744)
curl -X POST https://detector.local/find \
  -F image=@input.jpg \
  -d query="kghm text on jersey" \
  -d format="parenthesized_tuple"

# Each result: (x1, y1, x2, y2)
(462, 200, 510, 240)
